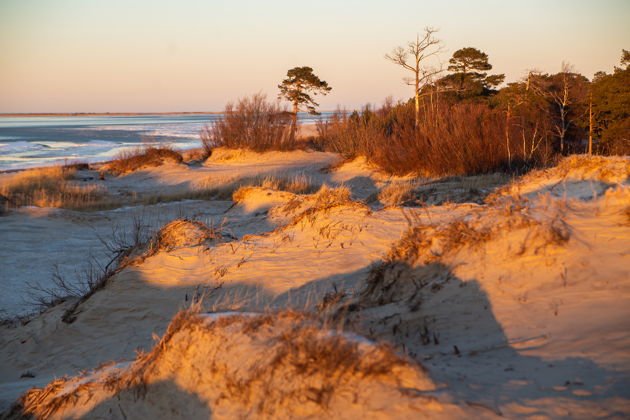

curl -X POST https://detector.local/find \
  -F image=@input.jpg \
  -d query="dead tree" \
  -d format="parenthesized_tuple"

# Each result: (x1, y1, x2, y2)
(527, 64, 578, 154)
(385, 28, 443, 128)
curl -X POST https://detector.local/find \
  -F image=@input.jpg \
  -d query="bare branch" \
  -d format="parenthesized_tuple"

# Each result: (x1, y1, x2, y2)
(385, 27, 444, 127)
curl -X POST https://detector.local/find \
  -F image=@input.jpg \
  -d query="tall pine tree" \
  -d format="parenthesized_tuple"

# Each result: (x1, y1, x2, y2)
(278, 67, 331, 138)
(439, 47, 504, 98)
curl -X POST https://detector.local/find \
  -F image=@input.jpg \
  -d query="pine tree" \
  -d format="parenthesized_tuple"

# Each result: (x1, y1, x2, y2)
(441, 47, 505, 97)
(278, 66, 331, 137)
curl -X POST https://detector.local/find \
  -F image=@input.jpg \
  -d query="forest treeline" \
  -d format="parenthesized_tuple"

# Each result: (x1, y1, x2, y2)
(204, 43, 629, 176)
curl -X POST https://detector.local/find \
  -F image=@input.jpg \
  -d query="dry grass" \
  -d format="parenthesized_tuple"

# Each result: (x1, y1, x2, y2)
(0, 165, 106, 210)
(486, 155, 630, 204)
(377, 181, 417, 206)
(102, 146, 183, 176)
(390, 203, 570, 266)
(260, 173, 313, 193)
(147, 219, 223, 254)
(231, 173, 315, 203)
(179, 147, 209, 163)
(388, 219, 492, 265)
(313, 184, 352, 207)
(552, 155, 630, 183)
(16, 308, 418, 419)
(546, 155, 623, 182)
(278, 184, 358, 226)
(359, 200, 572, 308)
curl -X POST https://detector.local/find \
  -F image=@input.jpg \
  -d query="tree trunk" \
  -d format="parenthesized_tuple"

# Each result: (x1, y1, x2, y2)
(414, 72, 420, 129)
(588, 92, 593, 155)
(291, 102, 298, 140)
(505, 103, 512, 167)
(559, 102, 567, 154)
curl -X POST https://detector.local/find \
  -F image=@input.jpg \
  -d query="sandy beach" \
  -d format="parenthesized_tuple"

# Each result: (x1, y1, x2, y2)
(1, 148, 628, 419)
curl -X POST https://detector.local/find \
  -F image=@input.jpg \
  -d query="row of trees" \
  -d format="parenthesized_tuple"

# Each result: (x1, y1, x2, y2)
(207, 30, 627, 175)
(385, 28, 629, 156)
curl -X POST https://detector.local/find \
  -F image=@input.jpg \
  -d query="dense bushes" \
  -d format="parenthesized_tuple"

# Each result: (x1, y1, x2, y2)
(104, 147, 183, 175)
(318, 100, 551, 176)
(200, 93, 293, 155)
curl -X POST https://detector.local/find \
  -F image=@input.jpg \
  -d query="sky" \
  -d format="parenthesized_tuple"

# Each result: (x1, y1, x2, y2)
(1, 0, 628, 113)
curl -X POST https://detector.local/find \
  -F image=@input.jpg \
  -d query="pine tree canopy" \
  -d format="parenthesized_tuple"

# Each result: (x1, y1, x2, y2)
(447, 47, 492, 74)
(440, 47, 505, 97)
(278, 66, 331, 115)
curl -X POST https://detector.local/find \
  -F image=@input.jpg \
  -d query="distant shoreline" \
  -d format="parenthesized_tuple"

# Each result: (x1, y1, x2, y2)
(0, 112, 222, 117)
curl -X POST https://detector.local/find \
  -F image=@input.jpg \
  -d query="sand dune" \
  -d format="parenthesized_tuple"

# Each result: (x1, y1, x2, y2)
(1, 152, 629, 418)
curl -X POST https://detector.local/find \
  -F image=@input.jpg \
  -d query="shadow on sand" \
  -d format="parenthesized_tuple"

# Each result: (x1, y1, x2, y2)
(2, 255, 628, 418)
(347, 261, 630, 417)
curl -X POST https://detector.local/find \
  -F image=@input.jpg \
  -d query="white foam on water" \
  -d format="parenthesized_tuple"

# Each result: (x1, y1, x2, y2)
(0, 113, 334, 170)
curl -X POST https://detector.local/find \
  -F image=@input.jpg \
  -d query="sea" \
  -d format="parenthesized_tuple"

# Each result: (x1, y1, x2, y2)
(0, 113, 329, 171)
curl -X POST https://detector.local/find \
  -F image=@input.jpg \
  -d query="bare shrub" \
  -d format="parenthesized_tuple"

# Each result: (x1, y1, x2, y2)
(20, 216, 155, 324)
(200, 93, 293, 153)
(0, 165, 106, 210)
(320, 100, 548, 176)
(103, 146, 183, 176)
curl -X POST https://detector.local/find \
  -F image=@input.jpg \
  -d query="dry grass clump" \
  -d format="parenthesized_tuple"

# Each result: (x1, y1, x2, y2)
(260, 173, 313, 193)
(388, 219, 491, 265)
(0, 165, 106, 210)
(16, 309, 429, 419)
(358, 201, 572, 308)
(391, 204, 570, 266)
(102, 146, 183, 176)
(372, 173, 511, 208)
(313, 184, 352, 206)
(552, 155, 629, 183)
(148, 219, 221, 253)
(377, 181, 417, 206)
(179, 147, 208, 163)
(279, 184, 357, 224)
(488, 155, 630, 202)
(231, 173, 315, 203)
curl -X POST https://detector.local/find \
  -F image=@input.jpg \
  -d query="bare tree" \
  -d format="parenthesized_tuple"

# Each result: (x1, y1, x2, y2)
(385, 28, 443, 128)
(527, 63, 587, 154)
(588, 89, 593, 155)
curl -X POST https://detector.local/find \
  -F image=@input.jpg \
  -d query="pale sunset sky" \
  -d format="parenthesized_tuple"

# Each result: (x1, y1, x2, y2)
(1, 0, 628, 112)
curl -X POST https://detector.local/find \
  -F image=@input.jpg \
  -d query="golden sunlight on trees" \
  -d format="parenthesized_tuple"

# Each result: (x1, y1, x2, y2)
(437, 47, 505, 98)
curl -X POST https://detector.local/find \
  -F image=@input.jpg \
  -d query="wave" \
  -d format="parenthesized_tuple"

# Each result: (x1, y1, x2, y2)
(0, 138, 201, 170)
